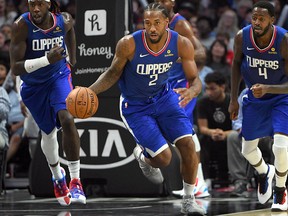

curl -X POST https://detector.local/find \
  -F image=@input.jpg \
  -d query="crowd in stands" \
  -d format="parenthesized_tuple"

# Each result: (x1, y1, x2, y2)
(0, 0, 286, 197)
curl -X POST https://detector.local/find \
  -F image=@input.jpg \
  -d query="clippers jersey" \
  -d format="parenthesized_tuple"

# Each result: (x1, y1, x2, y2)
(168, 13, 186, 85)
(241, 25, 288, 99)
(119, 29, 179, 99)
(20, 12, 69, 85)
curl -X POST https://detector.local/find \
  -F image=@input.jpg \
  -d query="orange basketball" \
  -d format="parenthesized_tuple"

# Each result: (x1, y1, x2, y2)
(66, 87, 98, 119)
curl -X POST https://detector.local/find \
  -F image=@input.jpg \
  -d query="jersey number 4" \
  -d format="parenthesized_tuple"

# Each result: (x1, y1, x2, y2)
(258, 68, 267, 79)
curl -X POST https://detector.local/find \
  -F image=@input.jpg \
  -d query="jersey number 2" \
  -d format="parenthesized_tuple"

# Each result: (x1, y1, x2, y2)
(258, 68, 267, 79)
(149, 74, 158, 86)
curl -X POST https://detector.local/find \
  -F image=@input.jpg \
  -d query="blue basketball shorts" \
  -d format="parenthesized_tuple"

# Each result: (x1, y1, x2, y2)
(120, 87, 194, 158)
(171, 79, 197, 125)
(242, 92, 288, 140)
(21, 71, 73, 135)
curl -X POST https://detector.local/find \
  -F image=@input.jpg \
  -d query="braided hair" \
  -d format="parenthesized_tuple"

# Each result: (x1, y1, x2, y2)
(50, 0, 61, 14)
(144, 2, 169, 18)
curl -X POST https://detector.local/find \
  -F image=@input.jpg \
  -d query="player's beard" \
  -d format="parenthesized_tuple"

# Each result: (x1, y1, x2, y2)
(253, 24, 271, 38)
(148, 32, 164, 44)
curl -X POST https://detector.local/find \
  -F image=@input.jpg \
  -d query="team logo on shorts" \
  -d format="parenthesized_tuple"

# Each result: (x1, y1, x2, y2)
(84, 10, 107, 36)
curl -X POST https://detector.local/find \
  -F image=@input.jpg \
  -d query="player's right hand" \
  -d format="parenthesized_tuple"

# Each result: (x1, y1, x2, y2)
(228, 100, 239, 120)
(47, 45, 67, 64)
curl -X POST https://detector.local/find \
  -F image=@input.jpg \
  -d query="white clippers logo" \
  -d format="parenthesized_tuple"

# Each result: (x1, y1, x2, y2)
(84, 10, 107, 36)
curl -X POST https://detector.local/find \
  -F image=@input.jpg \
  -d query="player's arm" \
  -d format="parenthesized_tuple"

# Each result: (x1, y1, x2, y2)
(251, 33, 288, 97)
(63, 12, 76, 66)
(176, 35, 202, 107)
(89, 35, 134, 95)
(229, 30, 243, 120)
(9, 17, 29, 76)
(174, 20, 206, 64)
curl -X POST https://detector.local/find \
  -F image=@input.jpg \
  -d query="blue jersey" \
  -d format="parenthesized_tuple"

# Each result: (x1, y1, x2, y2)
(168, 14, 197, 124)
(119, 29, 179, 99)
(241, 25, 288, 99)
(168, 13, 186, 86)
(20, 12, 69, 85)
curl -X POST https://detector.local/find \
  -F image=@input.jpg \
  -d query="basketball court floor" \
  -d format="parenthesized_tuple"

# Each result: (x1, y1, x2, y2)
(0, 186, 282, 216)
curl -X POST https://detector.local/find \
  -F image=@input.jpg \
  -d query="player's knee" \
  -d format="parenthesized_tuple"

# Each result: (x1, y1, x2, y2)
(59, 110, 75, 129)
(155, 148, 172, 167)
(241, 138, 259, 160)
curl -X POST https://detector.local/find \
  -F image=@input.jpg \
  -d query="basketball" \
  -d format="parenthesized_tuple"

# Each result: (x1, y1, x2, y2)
(66, 87, 98, 119)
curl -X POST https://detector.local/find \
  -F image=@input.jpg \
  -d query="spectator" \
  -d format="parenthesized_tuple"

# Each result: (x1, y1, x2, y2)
(235, 0, 253, 28)
(0, 85, 10, 193)
(196, 16, 215, 50)
(196, 72, 232, 184)
(0, 0, 17, 27)
(5, 77, 25, 165)
(216, 32, 234, 66)
(214, 9, 239, 51)
(206, 39, 232, 92)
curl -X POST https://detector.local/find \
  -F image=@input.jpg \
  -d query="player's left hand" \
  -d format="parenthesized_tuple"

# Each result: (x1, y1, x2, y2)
(250, 83, 268, 98)
(173, 88, 194, 108)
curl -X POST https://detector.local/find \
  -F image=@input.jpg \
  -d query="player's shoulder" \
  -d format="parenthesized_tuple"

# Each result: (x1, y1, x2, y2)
(116, 34, 135, 56)
(11, 15, 28, 34)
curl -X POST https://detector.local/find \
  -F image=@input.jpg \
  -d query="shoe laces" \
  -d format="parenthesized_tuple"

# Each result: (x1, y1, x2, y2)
(54, 178, 68, 194)
(274, 187, 286, 204)
(70, 179, 84, 195)
(258, 173, 268, 194)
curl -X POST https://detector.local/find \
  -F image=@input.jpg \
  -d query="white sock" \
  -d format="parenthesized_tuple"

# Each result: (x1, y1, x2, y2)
(68, 160, 80, 179)
(183, 181, 195, 197)
(50, 163, 62, 180)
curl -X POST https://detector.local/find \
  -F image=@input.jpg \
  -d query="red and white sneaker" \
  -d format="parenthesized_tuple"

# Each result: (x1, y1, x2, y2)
(194, 179, 210, 198)
(52, 167, 71, 206)
(271, 187, 287, 211)
(69, 178, 86, 204)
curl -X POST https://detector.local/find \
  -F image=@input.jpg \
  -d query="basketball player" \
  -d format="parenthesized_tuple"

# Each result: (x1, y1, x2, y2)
(9, 0, 85, 206)
(229, 1, 288, 211)
(89, 3, 205, 215)
(155, 0, 210, 198)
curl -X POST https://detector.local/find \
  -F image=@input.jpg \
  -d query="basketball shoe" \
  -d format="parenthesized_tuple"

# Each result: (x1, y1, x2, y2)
(172, 178, 210, 198)
(271, 187, 287, 211)
(52, 167, 71, 206)
(181, 195, 206, 215)
(133, 145, 164, 184)
(69, 178, 86, 204)
(257, 164, 275, 204)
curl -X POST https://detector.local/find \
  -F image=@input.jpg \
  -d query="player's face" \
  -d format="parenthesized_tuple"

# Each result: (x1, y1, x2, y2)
(251, 7, 274, 37)
(154, 0, 174, 14)
(144, 11, 169, 44)
(28, 0, 51, 25)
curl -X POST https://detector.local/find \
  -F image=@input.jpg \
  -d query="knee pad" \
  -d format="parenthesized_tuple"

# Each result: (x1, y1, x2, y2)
(192, 134, 201, 152)
(273, 134, 288, 173)
(41, 128, 59, 165)
(241, 138, 261, 164)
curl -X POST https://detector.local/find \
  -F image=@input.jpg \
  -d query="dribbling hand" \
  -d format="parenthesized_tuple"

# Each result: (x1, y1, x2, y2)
(47, 45, 67, 64)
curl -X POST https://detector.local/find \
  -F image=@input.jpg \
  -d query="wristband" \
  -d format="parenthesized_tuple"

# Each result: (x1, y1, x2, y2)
(24, 56, 50, 73)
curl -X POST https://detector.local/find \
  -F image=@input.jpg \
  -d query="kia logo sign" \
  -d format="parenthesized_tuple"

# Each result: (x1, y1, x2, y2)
(58, 117, 136, 169)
